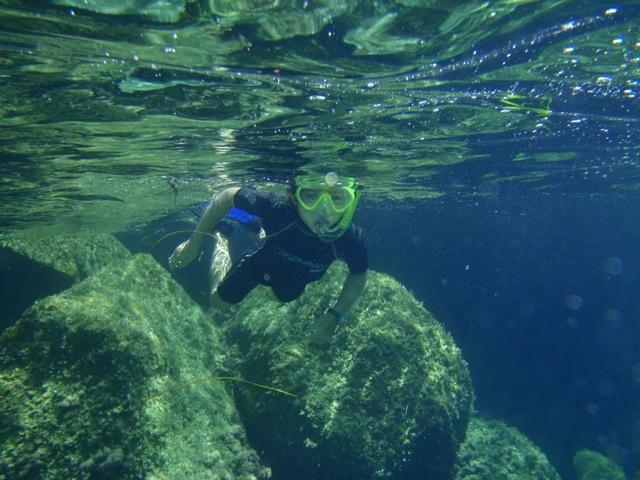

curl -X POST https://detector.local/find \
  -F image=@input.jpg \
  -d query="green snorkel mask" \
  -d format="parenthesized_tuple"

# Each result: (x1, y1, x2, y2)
(294, 172, 362, 242)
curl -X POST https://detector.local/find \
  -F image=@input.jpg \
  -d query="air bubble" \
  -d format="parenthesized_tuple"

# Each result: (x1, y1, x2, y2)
(565, 295, 583, 310)
(602, 257, 623, 275)
(585, 403, 599, 415)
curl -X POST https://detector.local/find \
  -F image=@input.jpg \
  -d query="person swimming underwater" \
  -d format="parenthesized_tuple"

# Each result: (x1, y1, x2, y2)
(169, 172, 369, 344)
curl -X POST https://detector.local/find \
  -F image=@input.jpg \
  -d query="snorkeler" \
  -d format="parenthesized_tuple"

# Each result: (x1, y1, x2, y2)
(169, 172, 369, 344)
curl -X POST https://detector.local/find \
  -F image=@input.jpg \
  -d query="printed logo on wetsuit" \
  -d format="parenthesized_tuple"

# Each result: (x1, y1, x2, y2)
(273, 245, 327, 273)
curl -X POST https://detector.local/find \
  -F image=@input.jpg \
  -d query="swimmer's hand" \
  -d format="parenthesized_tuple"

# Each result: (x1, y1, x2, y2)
(307, 313, 338, 345)
(169, 240, 199, 270)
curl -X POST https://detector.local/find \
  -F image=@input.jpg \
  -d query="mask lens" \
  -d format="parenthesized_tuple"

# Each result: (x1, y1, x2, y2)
(297, 187, 355, 213)
(327, 187, 354, 212)
(297, 188, 322, 209)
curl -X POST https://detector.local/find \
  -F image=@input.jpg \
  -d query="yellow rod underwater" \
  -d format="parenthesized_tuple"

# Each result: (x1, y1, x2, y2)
(145, 376, 298, 403)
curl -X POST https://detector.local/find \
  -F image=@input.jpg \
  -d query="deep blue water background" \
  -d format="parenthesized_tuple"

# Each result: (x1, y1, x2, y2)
(359, 192, 640, 479)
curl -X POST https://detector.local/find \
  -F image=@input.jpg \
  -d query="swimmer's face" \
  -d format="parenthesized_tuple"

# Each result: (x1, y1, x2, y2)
(296, 196, 342, 236)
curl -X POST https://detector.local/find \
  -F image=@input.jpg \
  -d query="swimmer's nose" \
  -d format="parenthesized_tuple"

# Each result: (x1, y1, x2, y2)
(318, 199, 330, 213)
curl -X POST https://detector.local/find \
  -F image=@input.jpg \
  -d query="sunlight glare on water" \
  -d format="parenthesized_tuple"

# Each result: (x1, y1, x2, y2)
(0, 0, 638, 236)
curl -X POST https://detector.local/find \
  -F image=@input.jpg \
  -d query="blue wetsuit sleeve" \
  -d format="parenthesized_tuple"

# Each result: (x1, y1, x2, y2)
(233, 187, 295, 234)
(234, 187, 268, 216)
(228, 206, 256, 225)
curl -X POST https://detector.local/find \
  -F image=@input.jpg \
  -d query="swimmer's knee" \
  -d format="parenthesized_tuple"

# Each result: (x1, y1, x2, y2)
(210, 290, 233, 310)
(269, 289, 288, 304)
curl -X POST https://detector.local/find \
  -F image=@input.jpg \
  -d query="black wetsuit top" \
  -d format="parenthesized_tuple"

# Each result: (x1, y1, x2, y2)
(216, 187, 368, 304)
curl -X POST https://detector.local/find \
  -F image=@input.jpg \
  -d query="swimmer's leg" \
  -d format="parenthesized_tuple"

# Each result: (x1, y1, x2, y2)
(209, 233, 233, 310)
(210, 289, 233, 310)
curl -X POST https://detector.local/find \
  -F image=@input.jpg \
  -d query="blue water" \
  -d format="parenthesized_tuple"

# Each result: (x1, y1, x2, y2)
(2, 1, 640, 478)
(362, 194, 640, 478)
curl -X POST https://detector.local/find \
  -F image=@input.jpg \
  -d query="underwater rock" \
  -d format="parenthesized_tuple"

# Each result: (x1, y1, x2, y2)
(454, 417, 561, 480)
(0, 247, 75, 331)
(0, 233, 131, 281)
(219, 264, 473, 479)
(0, 252, 268, 480)
(573, 449, 626, 480)
(0, 233, 131, 331)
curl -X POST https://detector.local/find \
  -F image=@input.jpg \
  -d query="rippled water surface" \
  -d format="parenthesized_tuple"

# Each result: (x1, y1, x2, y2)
(2, 1, 640, 478)
(1, 0, 638, 232)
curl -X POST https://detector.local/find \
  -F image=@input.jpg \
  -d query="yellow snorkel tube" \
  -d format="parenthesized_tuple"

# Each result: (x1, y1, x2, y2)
(293, 172, 362, 242)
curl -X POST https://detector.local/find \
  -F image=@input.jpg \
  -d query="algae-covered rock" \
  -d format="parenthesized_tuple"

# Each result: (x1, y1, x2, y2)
(1, 233, 131, 329)
(0, 233, 131, 280)
(573, 449, 626, 480)
(454, 417, 561, 480)
(219, 263, 473, 479)
(0, 253, 268, 479)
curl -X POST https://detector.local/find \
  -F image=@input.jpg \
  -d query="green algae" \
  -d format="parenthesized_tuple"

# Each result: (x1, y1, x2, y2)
(454, 417, 562, 480)
(0, 233, 567, 479)
(573, 449, 626, 480)
(0, 233, 131, 280)
(0, 240, 267, 479)
(219, 263, 473, 479)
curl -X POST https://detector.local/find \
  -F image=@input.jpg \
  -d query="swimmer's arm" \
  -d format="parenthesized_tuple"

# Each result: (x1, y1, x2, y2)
(189, 187, 240, 247)
(169, 187, 240, 270)
(307, 269, 368, 344)
(332, 269, 368, 316)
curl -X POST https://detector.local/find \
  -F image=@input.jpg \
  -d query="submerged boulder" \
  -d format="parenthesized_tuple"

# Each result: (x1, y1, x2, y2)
(219, 264, 473, 479)
(0, 233, 132, 329)
(0, 233, 131, 281)
(573, 449, 626, 480)
(454, 417, 562, 480)
(0, 251, 268, 480)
